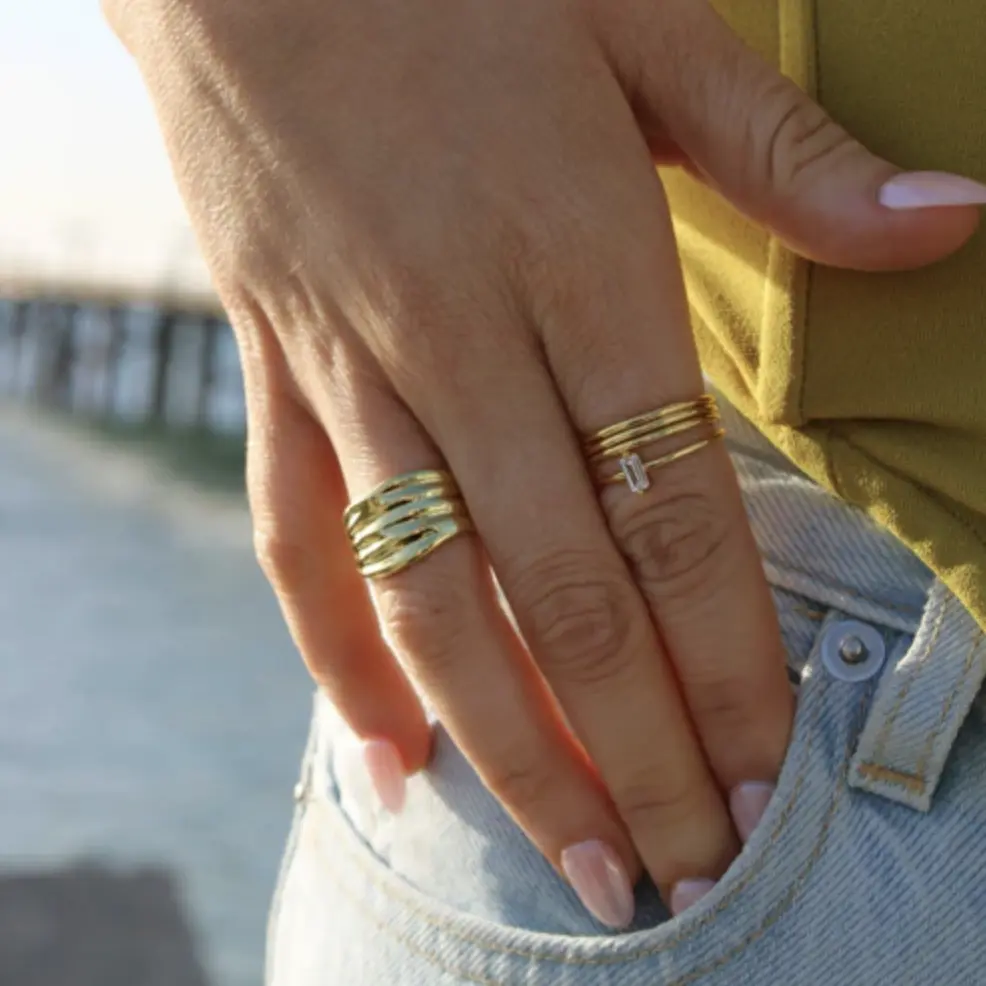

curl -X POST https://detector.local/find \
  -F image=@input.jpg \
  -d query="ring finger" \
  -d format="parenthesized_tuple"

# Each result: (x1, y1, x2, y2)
(311, 346, 647, 926)
(403, 312, 736, 891)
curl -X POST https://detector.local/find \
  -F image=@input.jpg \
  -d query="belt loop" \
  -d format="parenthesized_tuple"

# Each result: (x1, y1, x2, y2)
(850, 581, 986, 811)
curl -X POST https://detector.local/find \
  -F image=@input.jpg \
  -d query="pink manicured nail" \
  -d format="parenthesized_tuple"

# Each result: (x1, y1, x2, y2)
(361, 739, 406, 814)
(560, 840, 635, 929)
(879, 171, 986, 209)
(730, 782, 775, 843)
(670, 878, 716, 916)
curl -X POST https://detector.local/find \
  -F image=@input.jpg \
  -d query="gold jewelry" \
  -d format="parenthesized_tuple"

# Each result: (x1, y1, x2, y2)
(583, 395, 724, 494)
(343, 469, 474, 579)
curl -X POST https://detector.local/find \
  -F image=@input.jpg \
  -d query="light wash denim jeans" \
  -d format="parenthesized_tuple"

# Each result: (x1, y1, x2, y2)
(267, 396, 986, 985)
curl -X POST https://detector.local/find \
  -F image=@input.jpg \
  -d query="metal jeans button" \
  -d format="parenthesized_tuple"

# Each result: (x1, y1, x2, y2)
(820, 620, 887, 682)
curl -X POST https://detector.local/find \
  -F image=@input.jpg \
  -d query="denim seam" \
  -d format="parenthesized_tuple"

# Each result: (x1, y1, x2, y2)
(658, 685, 870, 986)
(763, 555, 924, 618)
(314, 665, 838, 968)
(326, 693, 822, 964)
(266, 797, 310, 979)
(313, 683, 871, 982)
(266, 706, 321, 986)
(914, 631, 985, 778)
(870, 593, 948, 766)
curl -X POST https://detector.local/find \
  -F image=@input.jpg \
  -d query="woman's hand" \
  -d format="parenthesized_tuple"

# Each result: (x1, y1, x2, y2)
(105, 0, 979, 924)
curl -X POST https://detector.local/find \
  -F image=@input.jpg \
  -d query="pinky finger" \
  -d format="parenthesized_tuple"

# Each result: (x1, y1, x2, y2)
(246, 384, 432, 798)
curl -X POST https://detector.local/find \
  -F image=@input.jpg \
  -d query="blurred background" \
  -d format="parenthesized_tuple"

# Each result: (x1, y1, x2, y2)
(0, 3, 313, 984)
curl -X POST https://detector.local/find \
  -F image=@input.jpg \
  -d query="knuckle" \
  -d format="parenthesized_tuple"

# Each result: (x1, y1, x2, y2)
(367, 261, 482, 396)
(613, 771, 697, 833)
(211, 228, 293, 309)
(615, 773, 734, 883)
(379, 260, 445, 330)
(483, 752, 558, 813)
(614, 471, 731, 603)
(755, 78, 855, 191)
(687, 671, 766, 735)
(253, 527, 316, 596)
(514, 555, 638, 686)
(375, 569, 473, 675)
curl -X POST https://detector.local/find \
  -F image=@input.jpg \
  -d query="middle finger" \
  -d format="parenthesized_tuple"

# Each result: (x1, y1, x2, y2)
(426, 327, 736, 893)
(534, 96, 795, 805)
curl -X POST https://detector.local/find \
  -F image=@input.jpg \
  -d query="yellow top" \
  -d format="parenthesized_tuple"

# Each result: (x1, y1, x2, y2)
(665, 0, 986, 629)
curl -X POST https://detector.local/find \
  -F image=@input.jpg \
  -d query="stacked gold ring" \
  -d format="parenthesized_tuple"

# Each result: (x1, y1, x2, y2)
(583, 394, 724, 493)
(343, 469, 474, 579)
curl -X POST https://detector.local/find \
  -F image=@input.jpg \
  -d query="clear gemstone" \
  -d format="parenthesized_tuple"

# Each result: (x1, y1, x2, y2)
(620, 454, 650, 494)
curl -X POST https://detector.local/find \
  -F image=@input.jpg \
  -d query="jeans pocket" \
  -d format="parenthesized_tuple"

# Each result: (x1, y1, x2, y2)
(266, 603, 883, 986)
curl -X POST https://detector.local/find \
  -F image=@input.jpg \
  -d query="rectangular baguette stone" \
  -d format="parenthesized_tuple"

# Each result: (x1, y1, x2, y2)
(620, 453, 650, 493)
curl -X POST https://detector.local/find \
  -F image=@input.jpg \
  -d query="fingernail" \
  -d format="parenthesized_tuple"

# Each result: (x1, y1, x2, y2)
(670, 878, 716, 916)
(879, 171, 986, 209)
(361, 739, 406, 814)
(560, 840, 635, 929)
(730, 781, 775, 843)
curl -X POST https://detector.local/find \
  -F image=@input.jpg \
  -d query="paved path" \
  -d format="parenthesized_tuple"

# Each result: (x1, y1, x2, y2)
(0, 408, 311, 986)
(0, 864, 211, 986)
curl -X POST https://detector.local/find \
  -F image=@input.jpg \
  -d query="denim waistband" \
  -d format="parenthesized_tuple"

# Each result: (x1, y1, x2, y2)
(718, 394, 986, 811)
(719, 396, 931, 633)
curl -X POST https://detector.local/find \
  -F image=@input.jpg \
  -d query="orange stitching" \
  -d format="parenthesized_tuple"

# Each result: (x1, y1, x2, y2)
(315, 776, 844, 986)
(320, 682, 826, 965)
(855, 631, 985, 799)
(857, 631, 986, 794)
(285, 864, 509, 986)
(664, 685, 871, 985)
(871, 596, 948, 765)
(309, 670, 854, 969)
(855, 763, 925, 794)
(789, 605, 826, 621)
(309, 686, 872, 983)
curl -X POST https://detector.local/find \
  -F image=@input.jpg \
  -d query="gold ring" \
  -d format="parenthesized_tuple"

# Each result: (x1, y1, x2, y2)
(583, 395, 724, 494)
(343, 469, 474, 579)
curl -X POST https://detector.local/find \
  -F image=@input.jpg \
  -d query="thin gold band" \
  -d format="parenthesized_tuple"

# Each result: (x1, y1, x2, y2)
(585, 406, 721, 462)
(584, 395, 718, 450)
(343, 469, 474, 579)
(595, 430, 726, 486)
(585, 398, 719, 455)
(583, 395, 724, 493)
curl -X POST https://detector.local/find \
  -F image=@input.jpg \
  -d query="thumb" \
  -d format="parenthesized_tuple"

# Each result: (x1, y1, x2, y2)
(603, 0, 984, 271)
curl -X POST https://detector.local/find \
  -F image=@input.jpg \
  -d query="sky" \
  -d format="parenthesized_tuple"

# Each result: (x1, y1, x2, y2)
(0, 1, 210, 297)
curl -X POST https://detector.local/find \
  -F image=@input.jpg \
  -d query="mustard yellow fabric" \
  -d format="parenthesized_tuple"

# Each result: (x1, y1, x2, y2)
(664, 0, 986, 630)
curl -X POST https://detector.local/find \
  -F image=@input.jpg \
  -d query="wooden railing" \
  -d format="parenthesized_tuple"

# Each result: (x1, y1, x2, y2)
(0, 297, 245, 434)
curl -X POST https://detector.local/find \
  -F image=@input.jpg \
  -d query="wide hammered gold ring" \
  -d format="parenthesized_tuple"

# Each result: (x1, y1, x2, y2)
(343, 469, 474, 579)
(583, 394, 725, 494)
